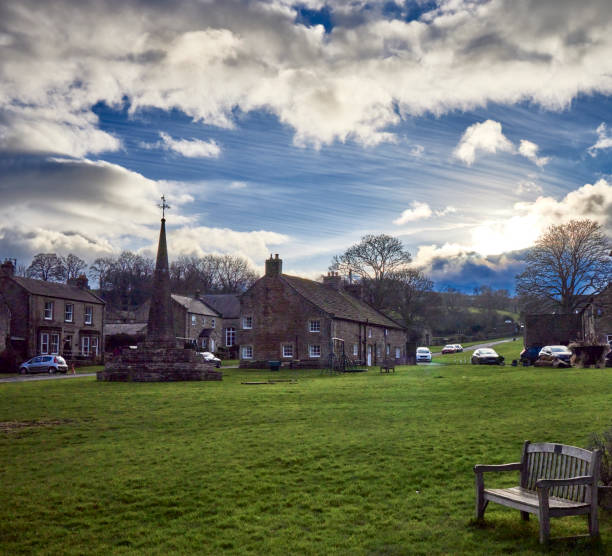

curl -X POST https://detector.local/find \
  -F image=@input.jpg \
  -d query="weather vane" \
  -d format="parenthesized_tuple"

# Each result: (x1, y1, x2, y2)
(158, 194, 171, 219)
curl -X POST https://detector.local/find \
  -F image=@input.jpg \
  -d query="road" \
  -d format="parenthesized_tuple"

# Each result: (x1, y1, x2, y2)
(430, 337, 515, 356)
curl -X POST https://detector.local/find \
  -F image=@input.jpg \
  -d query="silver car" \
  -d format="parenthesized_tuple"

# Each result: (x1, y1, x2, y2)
(20, 355, 69, 374)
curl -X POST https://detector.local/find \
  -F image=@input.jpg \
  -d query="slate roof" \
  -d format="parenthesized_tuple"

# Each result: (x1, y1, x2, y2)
(10, 276, 104, 304)
(281, 275, 404, 329)
(104, 322, 147, 336)
(171, 294, 219, 316)
(200, 294, 240, 318)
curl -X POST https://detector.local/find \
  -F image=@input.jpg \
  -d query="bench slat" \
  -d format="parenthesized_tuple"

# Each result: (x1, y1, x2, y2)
(485, 487, 589, 511)
(527, 442, 594, 461)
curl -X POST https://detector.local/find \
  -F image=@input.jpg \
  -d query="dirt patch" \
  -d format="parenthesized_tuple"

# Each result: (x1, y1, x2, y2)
(0, 419, 75, 432)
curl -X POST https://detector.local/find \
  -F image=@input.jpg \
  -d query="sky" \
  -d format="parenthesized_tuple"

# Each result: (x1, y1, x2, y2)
(1, 0, 611, 293)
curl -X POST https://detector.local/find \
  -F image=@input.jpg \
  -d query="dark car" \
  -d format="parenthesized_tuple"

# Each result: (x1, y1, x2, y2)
(441, 344, 456, 354)
(19, 355, 69, 374)
(471, 348, 504, 365)
(520, 345, 543, 365)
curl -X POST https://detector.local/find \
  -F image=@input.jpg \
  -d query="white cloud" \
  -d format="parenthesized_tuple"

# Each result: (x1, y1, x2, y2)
(518, 139, 549, 166)
(588, 123, 612, 156)
(229, 181, 248, 190)
(1, 0, 612, 152)
(516, 179, 543, 195)
(453, 120, 514, 165)
(394, 201, 456, 225)
(158, 132, 221, 158)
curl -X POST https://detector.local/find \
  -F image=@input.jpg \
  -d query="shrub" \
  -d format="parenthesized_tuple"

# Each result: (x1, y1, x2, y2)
(588, 425, 612, 485)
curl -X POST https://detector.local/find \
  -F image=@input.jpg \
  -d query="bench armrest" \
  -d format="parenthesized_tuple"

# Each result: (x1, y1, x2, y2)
(474, 462, 522, 474)
(535, 475, 594, 489)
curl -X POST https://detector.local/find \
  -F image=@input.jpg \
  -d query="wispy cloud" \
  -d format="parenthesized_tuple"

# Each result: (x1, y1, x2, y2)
(588, 123, 612, 156)
(158, 132, 221, 158)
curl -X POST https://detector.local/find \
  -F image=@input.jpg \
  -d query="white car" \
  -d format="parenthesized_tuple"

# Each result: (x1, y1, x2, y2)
(198, 351, 222, 368)
(416, 347, 432, 362)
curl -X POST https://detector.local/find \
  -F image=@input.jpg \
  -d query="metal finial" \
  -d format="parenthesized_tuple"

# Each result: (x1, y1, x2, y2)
(158, 195, 171, 219)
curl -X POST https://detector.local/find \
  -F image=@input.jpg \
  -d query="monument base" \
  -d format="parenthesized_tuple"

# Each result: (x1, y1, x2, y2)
(97, 346, 223, 382)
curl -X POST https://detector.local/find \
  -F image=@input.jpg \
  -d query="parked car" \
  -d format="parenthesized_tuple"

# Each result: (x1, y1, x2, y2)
(198, 351, 221, 368)
(538, 345, 572, 363)
(19, 355, 68, 374)
(519, 345, 543, 365)
(416, 347, 432, 362)
(471, 348, 504, 365)
(453, 344, 464, 352)
(441, 344, 456, 354)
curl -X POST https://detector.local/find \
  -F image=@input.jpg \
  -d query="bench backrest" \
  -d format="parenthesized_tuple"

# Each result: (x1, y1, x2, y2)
(520, 442, 599, 502)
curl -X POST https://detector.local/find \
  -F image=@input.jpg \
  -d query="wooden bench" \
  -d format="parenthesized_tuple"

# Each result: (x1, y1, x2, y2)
(379, 359, 395, 373)
(474, 441, 601, 544)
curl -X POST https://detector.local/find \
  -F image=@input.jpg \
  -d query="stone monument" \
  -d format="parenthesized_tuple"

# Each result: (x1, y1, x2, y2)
(97, 197, 222, 382)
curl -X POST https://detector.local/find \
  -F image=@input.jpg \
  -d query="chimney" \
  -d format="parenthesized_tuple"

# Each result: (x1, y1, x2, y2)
(75, 274, 89, 290)
(265, 254, 283, 277)
(0, 259, 15, 278)
(323, 271, 342, 290)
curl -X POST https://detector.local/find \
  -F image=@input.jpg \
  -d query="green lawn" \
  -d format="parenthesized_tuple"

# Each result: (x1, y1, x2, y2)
(1, 343, 610, 554)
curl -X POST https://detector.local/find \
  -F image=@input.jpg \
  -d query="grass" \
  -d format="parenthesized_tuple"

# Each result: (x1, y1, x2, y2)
(1, 340, 610, 554)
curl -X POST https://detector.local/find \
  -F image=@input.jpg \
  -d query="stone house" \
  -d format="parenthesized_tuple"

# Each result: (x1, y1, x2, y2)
(238, 255, 407, 368)
(0, 259, 105, 362)
(129, 294, 223, 352)
(592, 283, 612, 345)
(0, 293, 10, 352)
(200, 294, 240, 359)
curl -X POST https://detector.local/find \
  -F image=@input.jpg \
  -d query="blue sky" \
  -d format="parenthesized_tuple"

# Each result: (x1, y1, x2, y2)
(0, 1, 611, 292)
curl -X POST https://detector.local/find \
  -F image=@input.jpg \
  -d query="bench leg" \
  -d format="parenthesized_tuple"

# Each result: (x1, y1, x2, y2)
(475, 472, 487, 520)
(588, 510, 599, 539)
(520, 511, 529, 521)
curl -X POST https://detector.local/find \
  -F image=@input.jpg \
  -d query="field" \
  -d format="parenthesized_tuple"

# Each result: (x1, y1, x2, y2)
(1, 340, 610, 554)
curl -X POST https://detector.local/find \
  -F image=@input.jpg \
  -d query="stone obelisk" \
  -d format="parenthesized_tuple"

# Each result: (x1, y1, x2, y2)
(97, 196, 222, 382)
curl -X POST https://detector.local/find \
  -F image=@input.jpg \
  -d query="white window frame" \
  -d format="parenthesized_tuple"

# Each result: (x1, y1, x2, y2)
(386, 344, 390, 356)
(210, 338, 215, 352)
(81, 336, 90, 356)
(282, 344, 293, 358)
(44, 301, 53, 320)
(353, 343, 359, 356)
(84, 306, 93, 325)
(225, 327, 235, 347)
(50, 333, 60, 355)
(368, 328, 372, 338)
(309, 320, 321, 333)
(91, 336, 99, 356)
(64, 303, 73, 322)
(395, 347, 401, 359)
(242, 345, 253, 359)
(309, 345, 321, 358)
(242, 316, 252, 329)
(40, 332, 49, 354)
(191, 314, 196, 325)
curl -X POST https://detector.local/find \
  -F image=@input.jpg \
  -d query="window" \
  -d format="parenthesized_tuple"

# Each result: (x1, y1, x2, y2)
(40, 332, 49, 354)
(91, 337, 99, 356)
(309, 320, 321, 333)
(384, 328, 389, 336)
(309, 345, 321, 358)
(386, 344, 390, 356)
(63, 335, 72, 354)
(211, 318, 216, 329)
(282, 345, 293, 358)
(84, 306, 93, 325)
(81, 336, 90, 356)
(64, 303, 73, 322)
(395, 347, 401, 359)
(242, 346, 253, 359)
(353, 343, 359, 356)
(44, 301, 53, 320)
(376, 345, 381, 357)
(242, 316, 252, 329)
(210, 338, 215, 352)
(191, 314, 196, 325)
(50, 333, 60, 355)
(201, 338, 208, 350)
(368, 328, 372, 338)
(225, 327, 235, 347)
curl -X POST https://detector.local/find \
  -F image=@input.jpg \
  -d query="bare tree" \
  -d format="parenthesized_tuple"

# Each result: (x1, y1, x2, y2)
(60, 253, 87, 281)
(26, 253, 64, 281)
(331, 234, 412, 307)
(89, 257, 115, 293)
(216, 255, 259, 293)
(516, 219, 612, 313)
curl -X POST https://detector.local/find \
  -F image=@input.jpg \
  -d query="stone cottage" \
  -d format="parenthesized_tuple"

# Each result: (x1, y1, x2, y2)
(0, 259, 105, 362)
(200, 294, 240, 359)
(238, 255, 407, 368)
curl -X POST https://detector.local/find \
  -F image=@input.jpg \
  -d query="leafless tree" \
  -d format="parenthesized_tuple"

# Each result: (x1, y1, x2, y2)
(26, 253, 64, 281)
(59, 253, 87, 281)
(216, 254, 259, 293)
(516, 219, 612, 313)
(331, 234, 412, 307)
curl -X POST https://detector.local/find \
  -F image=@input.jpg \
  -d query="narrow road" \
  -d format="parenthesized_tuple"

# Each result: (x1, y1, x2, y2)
(430, 337, 516, 356)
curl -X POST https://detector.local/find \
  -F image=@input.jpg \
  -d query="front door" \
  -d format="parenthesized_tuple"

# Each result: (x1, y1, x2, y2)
(367, 345, 372, 366)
